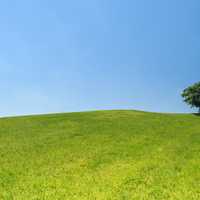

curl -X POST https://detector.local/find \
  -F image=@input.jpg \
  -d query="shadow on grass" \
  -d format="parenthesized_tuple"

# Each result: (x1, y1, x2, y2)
(193, 113, 200, 116)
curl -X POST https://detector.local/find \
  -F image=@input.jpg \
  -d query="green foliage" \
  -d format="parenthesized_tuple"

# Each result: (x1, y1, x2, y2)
(0, 110, 200, 199)
(182, 82, 200, 112)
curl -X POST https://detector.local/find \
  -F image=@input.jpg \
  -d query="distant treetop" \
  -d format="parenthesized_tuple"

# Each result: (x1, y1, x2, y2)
(182, 82, 200, 113)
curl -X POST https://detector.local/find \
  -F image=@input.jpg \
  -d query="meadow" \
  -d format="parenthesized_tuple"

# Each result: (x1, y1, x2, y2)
(0, 110, 200, 199)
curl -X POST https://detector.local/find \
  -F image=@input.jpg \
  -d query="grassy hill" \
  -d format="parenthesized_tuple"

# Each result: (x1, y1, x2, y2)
(0, 110, 200, 200)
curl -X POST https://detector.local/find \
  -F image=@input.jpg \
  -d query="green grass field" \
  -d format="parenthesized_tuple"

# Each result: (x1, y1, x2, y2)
(0, 110, 200, 200)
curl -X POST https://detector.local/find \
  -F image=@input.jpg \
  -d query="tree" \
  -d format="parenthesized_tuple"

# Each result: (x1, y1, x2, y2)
(182, 82, 200, 113)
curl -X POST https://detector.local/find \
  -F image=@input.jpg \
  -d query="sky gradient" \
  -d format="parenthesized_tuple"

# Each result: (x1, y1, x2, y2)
(0, 0, 200, 116)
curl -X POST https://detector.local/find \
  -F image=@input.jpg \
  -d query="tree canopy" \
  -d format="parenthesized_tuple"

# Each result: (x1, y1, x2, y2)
(182, 82, 200, 113)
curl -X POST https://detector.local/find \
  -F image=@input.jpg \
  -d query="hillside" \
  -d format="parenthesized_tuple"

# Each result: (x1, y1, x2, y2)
(0, 110, 200, 199)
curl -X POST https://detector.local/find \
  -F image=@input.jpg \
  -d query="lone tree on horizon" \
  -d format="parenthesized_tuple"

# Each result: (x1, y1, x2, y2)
(182, 82, 200, 113)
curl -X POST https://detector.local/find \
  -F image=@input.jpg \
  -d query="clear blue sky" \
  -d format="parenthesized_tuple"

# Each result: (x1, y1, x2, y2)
(0, 0, 199, 116)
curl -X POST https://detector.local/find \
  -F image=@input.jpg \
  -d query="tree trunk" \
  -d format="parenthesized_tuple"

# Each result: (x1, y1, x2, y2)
(199, 107, 200, 114)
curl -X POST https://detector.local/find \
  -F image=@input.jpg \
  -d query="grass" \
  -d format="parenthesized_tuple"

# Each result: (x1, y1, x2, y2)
(0, 110, 200, 200)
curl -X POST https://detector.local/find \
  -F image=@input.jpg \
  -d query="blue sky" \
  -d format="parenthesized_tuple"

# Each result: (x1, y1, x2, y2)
(0, 0, 199, 116)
